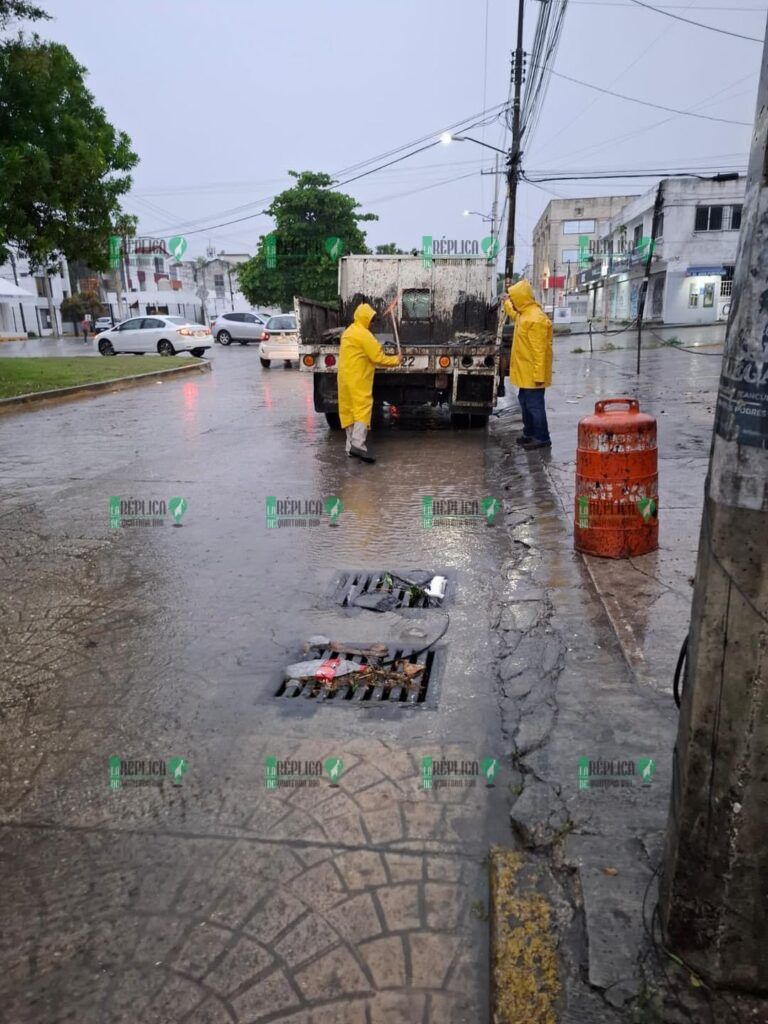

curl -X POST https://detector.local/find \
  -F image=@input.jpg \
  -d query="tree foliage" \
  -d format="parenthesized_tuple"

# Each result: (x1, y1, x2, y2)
(236, 171, 377, 309)
(375, 243, 405, 255)
(0, 35, 138, 271)
(60, 289, 103, 324)
(0, 0, 49, 29)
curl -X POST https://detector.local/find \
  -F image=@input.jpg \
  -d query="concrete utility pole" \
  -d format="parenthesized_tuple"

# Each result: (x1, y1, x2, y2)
(504, 0, 525, 283)
(660, 29, 768, 991)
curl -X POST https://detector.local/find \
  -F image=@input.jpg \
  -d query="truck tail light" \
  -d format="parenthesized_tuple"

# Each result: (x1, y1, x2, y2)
(461, 355, 473, 368)
(484, 355, 495, 368)
(324, 354, 336, 367)
(303, 355, 315, 367)
(438, 356, 451, 368)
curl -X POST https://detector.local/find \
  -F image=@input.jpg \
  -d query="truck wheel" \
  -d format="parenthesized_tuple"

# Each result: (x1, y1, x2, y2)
(325, 412, 342, 430)
(450, 412, 470, 428)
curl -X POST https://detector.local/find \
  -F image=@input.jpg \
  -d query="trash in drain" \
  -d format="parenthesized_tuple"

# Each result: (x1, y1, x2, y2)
(276, 640, 437, 704)
(331, 570, 450, 610)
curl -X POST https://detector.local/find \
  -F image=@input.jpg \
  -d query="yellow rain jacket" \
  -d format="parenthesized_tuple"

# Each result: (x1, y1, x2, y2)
(506, 279, 553, 389)
(338, 303, 400, 428)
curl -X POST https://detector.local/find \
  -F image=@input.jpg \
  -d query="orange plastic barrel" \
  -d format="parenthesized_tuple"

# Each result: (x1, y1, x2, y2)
(574, 397, 658, 558)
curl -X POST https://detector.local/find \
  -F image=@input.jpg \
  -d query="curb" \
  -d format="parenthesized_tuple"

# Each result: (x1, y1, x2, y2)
(489, 846, 562, 1024)
(0, 360, 211, 411)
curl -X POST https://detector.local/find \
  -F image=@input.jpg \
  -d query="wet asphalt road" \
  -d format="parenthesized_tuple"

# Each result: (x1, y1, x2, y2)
(0, 344, 516, 1023)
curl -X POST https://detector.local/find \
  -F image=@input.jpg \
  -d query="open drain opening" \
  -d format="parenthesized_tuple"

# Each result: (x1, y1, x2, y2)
(275, 645, 437, 704)
(330, 570, 450, 610)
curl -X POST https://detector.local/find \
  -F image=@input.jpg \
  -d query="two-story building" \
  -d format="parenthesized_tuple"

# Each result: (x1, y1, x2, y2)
(576, 175, 745, 325)
(0, 255, 71, 337)
(531, 195, 639, 311)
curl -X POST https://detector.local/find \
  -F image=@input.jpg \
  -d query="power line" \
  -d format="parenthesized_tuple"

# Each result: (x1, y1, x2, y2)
(140, 100, 510, 236)
(539, 67, 753, 125)
(524, 170, 744, 182)
(627, 0, 763, 41)
(567, 1, 764, 9)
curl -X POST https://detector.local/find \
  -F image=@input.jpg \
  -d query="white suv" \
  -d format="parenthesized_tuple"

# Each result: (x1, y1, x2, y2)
(213, 311, 269, 346)
(259, 314, 299, 368)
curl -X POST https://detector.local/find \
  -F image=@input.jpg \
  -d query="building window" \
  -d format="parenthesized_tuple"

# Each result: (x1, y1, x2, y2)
(694, 205, 727, 232)
(689, 284, 699, 308)
(402, 289, 430, 320)
(703, 283, 715, 308)
(35, 276, 47, 297)
(561, 249, 581, 263)
(720, 279, 733, 297)
(651, 276, 664, 316)
(728, 205, 743, 231)
(656, 212, 664, 239)
(633, 224, 644, 248)
(563, 219, 596, 235)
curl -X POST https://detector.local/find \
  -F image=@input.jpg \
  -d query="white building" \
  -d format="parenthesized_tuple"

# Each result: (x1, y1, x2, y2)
(576, 175, 745, 325)
(171, 252, 258, 319)
(0, 255, 71, 338)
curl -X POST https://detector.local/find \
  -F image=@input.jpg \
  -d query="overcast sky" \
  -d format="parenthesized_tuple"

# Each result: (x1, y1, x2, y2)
(36, 0, 767, 269)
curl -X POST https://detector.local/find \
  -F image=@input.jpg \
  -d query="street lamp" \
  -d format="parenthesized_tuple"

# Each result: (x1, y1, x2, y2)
(463, 210, 494, 223)
(440, 133, 508, 156)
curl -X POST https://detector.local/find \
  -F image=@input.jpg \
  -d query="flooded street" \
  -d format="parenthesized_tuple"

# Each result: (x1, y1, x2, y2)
(0, 346, 515, 1024)
(1, 335, 744, 1023)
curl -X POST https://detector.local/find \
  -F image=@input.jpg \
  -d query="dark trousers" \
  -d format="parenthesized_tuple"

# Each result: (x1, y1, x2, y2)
(518, 387, 551, 443)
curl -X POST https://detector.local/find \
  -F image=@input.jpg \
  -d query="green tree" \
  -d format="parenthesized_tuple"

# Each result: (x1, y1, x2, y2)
(0, 36, 138, 272)
(236, 170, 376, 309)
(0, 0, 49, 29)
(60, 289, 102, 332)
(375, 243, 405, 255)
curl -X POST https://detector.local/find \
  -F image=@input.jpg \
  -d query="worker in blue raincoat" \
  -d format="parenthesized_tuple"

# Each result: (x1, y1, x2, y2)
(337, 303, 401, 463)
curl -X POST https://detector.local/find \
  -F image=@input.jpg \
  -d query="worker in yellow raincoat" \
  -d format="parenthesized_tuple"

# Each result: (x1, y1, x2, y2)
(338, 303, 401, 463)
(505, 279, 553, 450)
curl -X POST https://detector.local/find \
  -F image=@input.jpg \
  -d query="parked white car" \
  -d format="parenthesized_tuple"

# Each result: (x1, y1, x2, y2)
(212, 311, 270, 346)
(95, 316, 212, 357)
(259, 314, 299, 368)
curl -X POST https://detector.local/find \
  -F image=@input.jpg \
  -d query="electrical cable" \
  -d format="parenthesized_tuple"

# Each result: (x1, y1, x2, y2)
(140, 101, 511, 237)
(535, 67, 752, 125)
(627, 0, 763, 41)
(673, 634, 688, 708)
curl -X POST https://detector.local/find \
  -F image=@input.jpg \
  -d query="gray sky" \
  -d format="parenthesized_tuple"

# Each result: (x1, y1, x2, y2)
(39, 0, 766, 269)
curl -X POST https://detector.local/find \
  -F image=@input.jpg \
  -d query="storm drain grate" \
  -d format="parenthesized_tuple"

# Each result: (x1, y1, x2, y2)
(275, 645, 439, 705)
(329, 570, 451, 610)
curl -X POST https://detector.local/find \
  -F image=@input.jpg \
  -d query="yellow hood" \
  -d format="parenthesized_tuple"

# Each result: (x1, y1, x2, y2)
(353, 303, 376, 329)
(507, 279, 536, 312)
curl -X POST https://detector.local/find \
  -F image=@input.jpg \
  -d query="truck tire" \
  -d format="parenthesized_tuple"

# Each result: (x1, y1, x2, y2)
(325, 412, 342, 430)
(450, 412, 470, 428)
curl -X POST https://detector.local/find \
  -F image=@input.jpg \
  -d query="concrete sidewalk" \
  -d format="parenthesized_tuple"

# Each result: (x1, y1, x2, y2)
(489, 344, 768, 1022)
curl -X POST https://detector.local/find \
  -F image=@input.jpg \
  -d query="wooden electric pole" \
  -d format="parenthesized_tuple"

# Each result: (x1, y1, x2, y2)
(659, 26, 768, 991)
(504, 0, 525, 284)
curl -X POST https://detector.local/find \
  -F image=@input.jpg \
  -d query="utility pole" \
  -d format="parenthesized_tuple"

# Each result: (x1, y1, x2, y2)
(635, 179, 664, 375)
(659, 30, 768, 991)
(504, 0, 525, 284)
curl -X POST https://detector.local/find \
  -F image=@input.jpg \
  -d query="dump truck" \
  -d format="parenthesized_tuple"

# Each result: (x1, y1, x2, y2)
(295, 255, 510, 429)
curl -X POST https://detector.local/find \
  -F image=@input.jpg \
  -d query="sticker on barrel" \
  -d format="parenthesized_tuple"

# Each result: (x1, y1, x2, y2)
(637, 498, 656, 524)
(577, 496, 589, 529)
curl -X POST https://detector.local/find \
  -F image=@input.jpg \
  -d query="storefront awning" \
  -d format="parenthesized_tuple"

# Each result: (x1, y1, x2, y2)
(686, 266, 725, 277)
